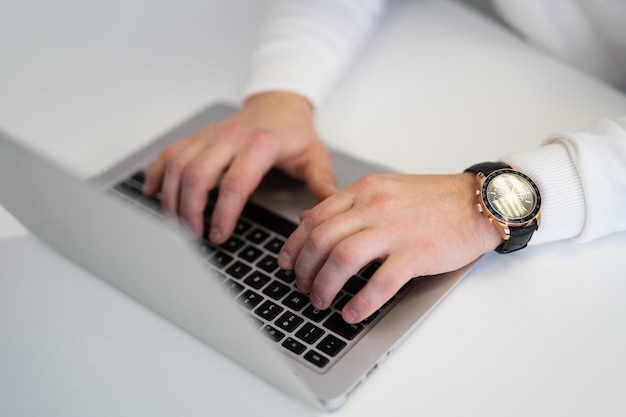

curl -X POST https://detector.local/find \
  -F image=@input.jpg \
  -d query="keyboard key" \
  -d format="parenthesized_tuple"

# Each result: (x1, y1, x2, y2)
(130, 170, 146, 185)
(304, 350, 329, 368)
(334, 294, 352, 311)
(323, 313, 364, 340)
(262, 281, 291, 300)
(221, 236, 245, 253)
(254, 300, 284, 321)
(302, 305, 331, 323)
(114, 181, 142, 199)
(282, 290, 309, 311)
(275, 312, 304, 332)
(343, 276, 367, 295)
(295, 323, 325, 345)
(246, 228, 270, 244)
(237, 290, 264, 310)
(225, 261, 252, 279)
(359, 261, 381, 279)
(234, 219, 252, 236)
(257, 254, 279, 273)
(263, 325, 285, 342)
(275, 269, 295, 284)
(208, 251, 233, 269)
(282, 337, 307, 355)
(238, 245, 264, 263)
(264, 237, 284, 254)
(316, 334, 347, 357)
(244, 271, 271, 289)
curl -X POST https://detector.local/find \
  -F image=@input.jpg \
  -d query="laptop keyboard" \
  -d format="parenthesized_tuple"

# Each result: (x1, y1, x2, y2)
(108, 170, 415, 373)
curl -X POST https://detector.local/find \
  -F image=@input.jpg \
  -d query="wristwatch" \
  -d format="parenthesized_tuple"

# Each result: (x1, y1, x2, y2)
(465, 162, 542, 254)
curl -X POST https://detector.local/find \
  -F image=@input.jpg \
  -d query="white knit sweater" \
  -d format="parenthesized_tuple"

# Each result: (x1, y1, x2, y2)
(244, 0, 626, 246)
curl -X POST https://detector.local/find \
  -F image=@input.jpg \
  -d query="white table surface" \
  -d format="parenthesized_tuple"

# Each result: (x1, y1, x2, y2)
(2, 1, 626, 416)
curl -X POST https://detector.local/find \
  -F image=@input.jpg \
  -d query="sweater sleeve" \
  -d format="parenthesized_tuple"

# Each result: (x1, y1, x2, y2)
(501, 116, 626, 245)
(243, 0, 385, 107)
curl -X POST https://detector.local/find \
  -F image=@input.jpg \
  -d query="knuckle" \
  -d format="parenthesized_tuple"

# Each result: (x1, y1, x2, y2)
(355, 173, 381, 188)
(329, 244, 357, 269)
(303, 206, 325, 226)
(160, 144, 178, 160)
(370, 274, 398, 295)
(180, 165, 205, 190)
(218, 121, 238, 137)
(248, 130, 269, 146)
(307, 227, 329, 254)
(219, 175, 242, 197)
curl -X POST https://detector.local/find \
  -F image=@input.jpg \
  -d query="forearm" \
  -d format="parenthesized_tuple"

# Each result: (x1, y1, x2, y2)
(501, 115, 626, 244)
(243, 0, 386, 107)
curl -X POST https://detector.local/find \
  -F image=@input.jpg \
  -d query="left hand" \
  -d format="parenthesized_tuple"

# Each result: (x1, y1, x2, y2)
(278, 172, 503, 323)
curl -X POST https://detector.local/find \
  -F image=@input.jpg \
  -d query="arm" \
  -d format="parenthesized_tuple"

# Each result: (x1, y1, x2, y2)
(143, 0, 385, 243)
(244, 0, 386, 106)
(279, 119, 626, 323)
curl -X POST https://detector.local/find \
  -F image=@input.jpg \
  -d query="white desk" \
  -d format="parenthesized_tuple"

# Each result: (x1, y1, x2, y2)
(2, 1, 626, 416)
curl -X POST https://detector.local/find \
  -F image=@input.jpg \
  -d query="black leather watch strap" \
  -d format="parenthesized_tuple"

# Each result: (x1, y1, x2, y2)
(464, 161, 510, 176)
(465, 161, 539, 254)
(497, 223, 538, 253)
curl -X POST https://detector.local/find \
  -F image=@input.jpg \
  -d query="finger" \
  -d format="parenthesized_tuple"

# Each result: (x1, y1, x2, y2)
(143, 137, 194, 196)
(208, 131, 279, 244)
(342, 253, 418, 324)
(278, 190, 355, 270)
(304, 143, 339, 201)
(177, 143, 237, 237)
(159, 137, 212, 217)
(307, 227, 389, 310)
(292, 207, 372, 294)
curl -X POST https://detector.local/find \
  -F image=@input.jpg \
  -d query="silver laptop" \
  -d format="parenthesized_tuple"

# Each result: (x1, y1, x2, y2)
(0, 102, 471, 411)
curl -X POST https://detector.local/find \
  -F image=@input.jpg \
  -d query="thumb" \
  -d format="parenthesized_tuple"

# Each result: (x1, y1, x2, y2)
(304, 144, 339, 201)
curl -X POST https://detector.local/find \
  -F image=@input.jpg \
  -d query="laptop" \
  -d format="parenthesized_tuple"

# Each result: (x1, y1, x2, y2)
(0, 102, 471, 411)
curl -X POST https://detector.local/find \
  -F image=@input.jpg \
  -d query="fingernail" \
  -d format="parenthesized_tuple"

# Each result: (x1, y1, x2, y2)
(343, 307, 358, 324)
(209, 227, 222, 243)
(279, 251, 291, 267)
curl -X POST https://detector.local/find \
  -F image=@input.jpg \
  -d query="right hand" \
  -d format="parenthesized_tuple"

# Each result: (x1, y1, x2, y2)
(142, 92, 338, 244)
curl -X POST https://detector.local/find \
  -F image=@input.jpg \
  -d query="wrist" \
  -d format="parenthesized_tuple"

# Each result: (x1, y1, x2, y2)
(461, 172, 504, 254)
(244, 91, 314, 114)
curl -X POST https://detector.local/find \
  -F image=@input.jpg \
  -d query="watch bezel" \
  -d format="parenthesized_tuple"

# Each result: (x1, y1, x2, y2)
(481, 169, 541, 225)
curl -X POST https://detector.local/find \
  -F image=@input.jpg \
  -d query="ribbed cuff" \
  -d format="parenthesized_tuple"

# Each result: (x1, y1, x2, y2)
(500, 143, 586, 245)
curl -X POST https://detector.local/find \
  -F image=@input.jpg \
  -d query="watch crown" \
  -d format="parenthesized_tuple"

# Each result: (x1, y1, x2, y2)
(476, 203, 483, 213)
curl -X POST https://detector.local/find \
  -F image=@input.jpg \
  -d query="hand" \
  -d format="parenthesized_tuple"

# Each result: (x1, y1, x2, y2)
(142, 92, 338, 243)
(278, 173, 503, 323)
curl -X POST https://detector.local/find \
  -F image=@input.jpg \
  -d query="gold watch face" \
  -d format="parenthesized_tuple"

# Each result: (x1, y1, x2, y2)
(482, 169, 540, 224)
